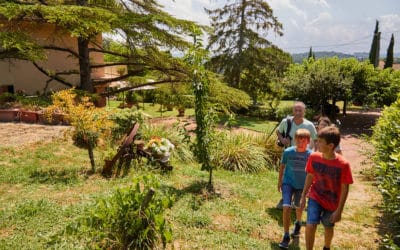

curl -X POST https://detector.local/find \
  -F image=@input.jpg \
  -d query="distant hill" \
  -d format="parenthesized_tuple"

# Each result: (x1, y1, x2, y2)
(291, 51, 400, 63)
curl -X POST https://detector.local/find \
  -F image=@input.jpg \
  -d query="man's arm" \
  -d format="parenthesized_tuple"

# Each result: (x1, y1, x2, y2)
(330, 184, 350, 223)
(276, 127, 290, 147)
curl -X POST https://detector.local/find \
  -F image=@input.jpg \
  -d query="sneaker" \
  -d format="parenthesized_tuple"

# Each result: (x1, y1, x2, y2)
(278, 235, 290, 249)
(290, 222, 301, 237)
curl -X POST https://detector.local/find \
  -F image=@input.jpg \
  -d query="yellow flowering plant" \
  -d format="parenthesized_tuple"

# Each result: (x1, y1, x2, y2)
(47, 89, 115, 173)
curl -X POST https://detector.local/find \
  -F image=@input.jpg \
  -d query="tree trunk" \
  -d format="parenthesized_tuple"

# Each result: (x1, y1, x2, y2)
(78, 37, 93, 92)
(343, 99, 347, 116)
(207, 167, 214, 192)
(88, 144, 96, 173)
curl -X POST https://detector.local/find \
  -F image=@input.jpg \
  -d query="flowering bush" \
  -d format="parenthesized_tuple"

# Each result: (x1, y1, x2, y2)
(145, 137, 175, 160)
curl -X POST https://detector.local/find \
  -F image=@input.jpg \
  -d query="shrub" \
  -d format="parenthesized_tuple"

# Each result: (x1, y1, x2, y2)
(372, 93, 400, 247)
(212, 132, 268, 173)
(108, 108, 145, 142)
(46, 89, 115, 172)
(67, 175, 173, 249)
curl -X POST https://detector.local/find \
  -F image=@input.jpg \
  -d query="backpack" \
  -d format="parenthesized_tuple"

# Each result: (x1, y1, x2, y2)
(276, 117, 293, 147)
(283, 117, 293, 139)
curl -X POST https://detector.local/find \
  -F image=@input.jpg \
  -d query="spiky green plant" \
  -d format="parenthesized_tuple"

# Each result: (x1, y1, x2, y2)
(212, 132, 267, 173)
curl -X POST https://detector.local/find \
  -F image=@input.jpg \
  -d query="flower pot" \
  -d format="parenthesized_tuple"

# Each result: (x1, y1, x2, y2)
(20, 110, 38, 123)
(0, 109, 20, 122)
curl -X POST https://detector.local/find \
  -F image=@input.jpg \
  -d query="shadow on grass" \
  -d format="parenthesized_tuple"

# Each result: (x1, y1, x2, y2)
(265, 207, 298, 227)
(377, 207, 400, 248)
(29, 168, 79, 185)
(162, 180, 221, 210)
(269, 237, 301, 250)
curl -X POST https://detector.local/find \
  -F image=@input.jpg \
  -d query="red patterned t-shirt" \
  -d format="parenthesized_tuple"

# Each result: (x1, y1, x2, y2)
(305, 152, 353, 211)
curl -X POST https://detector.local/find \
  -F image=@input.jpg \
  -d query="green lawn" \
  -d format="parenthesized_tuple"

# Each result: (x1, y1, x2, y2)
(0, 120, 380, 249)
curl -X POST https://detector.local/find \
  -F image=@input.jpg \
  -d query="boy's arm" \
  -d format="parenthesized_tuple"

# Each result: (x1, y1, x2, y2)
(278, 163, 285, 192)
(330, 184, 350, 223)
(300, 173, 313, 210)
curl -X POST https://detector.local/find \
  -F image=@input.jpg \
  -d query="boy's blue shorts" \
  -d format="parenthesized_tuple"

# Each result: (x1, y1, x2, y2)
(307, 198, 335, 227)
(281, 184, 302, 207)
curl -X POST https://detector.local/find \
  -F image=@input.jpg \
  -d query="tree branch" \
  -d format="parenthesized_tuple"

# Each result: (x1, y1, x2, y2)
(100, 78, 187, 96)
(42, 45, 80, 59)
(32, 61, 74, 88)
(89, 47, 129, 58)
(91, 62, 146, 69)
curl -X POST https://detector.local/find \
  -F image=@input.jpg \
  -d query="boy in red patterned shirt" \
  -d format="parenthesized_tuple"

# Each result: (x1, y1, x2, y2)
(300, 125, 353, 250)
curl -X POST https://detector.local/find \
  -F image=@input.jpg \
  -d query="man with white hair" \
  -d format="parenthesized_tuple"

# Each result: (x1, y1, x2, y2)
(275, 101, 318, 210)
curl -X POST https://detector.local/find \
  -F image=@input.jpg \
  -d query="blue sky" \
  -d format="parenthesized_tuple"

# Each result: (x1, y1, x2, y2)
(158, 0, 400, 54)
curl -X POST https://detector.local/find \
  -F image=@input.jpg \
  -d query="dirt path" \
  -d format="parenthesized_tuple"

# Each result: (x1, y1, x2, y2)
(0, 123, 70, 148)
(333, 110, 382, 247)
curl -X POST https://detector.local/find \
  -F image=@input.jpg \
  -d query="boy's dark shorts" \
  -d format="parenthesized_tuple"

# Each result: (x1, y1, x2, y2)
(307, 198, 335, 227)
(282, 184, 302, 208)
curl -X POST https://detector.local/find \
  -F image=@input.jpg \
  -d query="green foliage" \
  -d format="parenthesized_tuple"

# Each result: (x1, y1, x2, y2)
(372, 93, 400, 247)
(66, 175, 173, 249)
(0, 92, 17, 105)
(212, 132, 268, 173)
(368, 20, 380, 68)
(384, 34, 394, 69)
(0, 1, 200, 92)
(208, 78, 251, 113)
(0, 31, 46, 60)
(366, 68, 400, 107)
(283, 57, 352, 111)
(154, 83, 194, 110)
(186, 29, 217, 188)
(47, 89, 115, 172)
(239, 46, 292, 105)
(108, 108, 145, 141)
(205, 0, 283, 88)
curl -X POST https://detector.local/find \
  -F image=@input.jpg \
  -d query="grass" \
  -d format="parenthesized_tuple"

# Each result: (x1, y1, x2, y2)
(106, 100, 195, 118)
(0, 121, 382, 249)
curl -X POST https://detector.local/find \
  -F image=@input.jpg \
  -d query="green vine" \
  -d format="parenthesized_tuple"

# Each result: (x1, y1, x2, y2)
(186, 27, 217, 189)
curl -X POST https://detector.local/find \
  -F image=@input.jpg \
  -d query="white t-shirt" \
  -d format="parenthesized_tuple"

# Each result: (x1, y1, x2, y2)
(277, 117, 317, 147)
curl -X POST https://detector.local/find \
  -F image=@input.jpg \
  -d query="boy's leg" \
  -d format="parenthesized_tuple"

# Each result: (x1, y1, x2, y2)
(279, 184, 293, 249)
(305, 198, 322, 250)
(324, 226, 334, 249)
(305, 224, 317, 250)
(291, 189, 303, 237)
(283, 207, 291, 233)
(281, 184, 294, 233)
(321, 210, 335, 249)
(293, 189, 303, 222)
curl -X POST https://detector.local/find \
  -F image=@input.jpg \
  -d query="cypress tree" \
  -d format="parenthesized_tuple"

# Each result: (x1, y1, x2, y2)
(308, 46, 315, 59)
(384, 34, 394, 69)
(369, 20, 380, 67)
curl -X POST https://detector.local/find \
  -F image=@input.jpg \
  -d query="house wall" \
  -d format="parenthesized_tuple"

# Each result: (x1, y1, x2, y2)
(0, 20, 104, 95)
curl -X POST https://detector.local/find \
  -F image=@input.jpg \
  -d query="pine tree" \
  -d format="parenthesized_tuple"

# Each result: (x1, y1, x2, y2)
(368, 20, 381, 68)
(384, 34, 394, 69)
(205, 0, 283, 88)
(0, 0, 198, 93)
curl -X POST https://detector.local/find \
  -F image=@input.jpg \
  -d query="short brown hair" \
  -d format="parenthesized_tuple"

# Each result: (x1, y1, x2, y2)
(318, 125, 340, 147)
(295, 128, 311, 139)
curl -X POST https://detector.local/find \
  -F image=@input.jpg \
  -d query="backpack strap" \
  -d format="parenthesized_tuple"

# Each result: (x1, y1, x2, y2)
(286, 117, 292, 139)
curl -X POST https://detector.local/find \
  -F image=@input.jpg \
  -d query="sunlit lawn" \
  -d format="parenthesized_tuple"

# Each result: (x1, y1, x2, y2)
(107, 100, 277, 132)
(0, 134, 380, 249)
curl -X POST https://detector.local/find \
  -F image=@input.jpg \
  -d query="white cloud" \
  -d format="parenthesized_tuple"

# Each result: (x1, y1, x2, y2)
(308, 12, 332, 26)
(269, 0, 307, 20)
